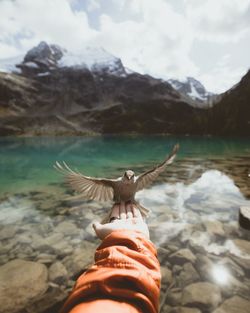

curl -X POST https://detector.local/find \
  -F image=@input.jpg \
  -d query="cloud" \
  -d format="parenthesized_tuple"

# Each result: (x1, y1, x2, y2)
(185, 0, 250, 42)
(94, 0, 198, 79)
(0, 0, 249, 92)
(199, 55, 248, 93)
(86, 0, 100, 12)
(0, 0, 96, 54)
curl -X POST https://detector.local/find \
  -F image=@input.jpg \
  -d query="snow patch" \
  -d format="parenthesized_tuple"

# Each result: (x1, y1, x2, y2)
(23, 61, 39, 69)
(37, 72, 50, 77)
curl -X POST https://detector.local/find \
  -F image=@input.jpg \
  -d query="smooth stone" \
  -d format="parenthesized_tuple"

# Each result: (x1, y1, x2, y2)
(169, 307, 202, 313)
(36, 253, 56, 264)
(195, 254, 213, 280)
(0, 241, 15, 255)
(213, 296, 250, 313)
(62, 243, 95, 278)
(45, 232, 64, 245)
(173, 265, 182, 274)
(158, 247, 171, 264)
(169, 249, 196, 265)
(53, 241, 74, 256)
(0, 226, 18, 240)
(182, 282, 222, 310)
(24, 284, 68, 313)
(54, 221, 80, 236)
(203, 220, 225, 236)
(166, 289, 182, 306)
(232, 239, 250, 255)
(176, 263, 200, 288)
(31, 232, 65, 252)
(0, 259, 48, 313)
(17, 233, 32, 244)
(239, 206, 250, 230)
(0, 255, 9, 265)
(49, 261, 68, 284)
(231, 255, 250, 273)
(161, 304, 172, 313)
(161, 266, 173, 289)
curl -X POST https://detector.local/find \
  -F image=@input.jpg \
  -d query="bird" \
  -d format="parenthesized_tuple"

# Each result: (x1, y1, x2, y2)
(54, 144, 179, 221)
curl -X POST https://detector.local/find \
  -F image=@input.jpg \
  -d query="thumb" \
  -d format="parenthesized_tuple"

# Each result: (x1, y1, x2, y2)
(92, 221, 102, 234)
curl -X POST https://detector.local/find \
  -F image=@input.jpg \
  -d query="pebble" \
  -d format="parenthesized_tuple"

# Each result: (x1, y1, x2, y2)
(169, 249, 197, 265)
(182, 282, 222, 310)
(0, 259, 48, 313)
(213, 295, 250, 313)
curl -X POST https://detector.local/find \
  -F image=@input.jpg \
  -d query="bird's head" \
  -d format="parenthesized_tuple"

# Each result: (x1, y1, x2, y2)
(124, 170, 135, 181)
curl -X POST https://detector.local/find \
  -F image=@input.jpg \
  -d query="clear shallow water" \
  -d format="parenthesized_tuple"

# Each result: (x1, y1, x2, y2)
(0, 136, 250, 312)
(0, 135, 249, 194)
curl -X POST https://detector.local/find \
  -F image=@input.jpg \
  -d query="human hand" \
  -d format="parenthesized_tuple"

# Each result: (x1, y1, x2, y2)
(92, 202, 150, 240)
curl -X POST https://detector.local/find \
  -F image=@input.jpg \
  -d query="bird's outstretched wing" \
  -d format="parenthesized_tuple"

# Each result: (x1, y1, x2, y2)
(54, 161, 115, 201)
(135, 144, 179, 191)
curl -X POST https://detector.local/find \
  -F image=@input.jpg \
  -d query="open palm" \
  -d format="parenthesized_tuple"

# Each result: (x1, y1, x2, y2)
(93, 202, 149, 240)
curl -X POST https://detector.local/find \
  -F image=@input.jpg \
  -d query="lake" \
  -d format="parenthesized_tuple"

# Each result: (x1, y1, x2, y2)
(0, 136, 250, 313)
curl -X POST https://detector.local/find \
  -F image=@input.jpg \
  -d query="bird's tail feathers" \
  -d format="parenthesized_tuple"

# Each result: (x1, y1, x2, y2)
(134, 201, 151, 218)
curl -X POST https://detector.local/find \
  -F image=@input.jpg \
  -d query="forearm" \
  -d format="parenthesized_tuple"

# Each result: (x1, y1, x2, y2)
(60, 230, 161, 313)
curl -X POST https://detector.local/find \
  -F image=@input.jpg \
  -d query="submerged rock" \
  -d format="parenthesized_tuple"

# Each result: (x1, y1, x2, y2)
(181, 282, 222, 310)
(213, 295, 250, 313)
(203, 220, 225, 236)
(169, 249, 197, 265)
(168, 307, 202, 313)
(62, 243, 95, 278)
(232, 239, 250, 256)
(0, 259, 48, 313)
(239, 206, 250, 230)
(176, 263, 200, 288)
(54, 221, 81, 236)
(49, 261, 68, 284)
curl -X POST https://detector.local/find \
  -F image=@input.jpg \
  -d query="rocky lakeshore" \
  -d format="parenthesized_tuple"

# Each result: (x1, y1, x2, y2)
(0, 175, 250, 313)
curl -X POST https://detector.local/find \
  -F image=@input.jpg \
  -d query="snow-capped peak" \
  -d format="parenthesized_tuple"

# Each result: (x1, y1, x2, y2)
(168, 76, 214, 106)
(59, 46, 126, 75)
(0, 41, 126, 77)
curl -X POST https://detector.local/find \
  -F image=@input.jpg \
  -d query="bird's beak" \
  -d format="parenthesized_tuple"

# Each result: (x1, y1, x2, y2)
(127, 173, 133, 180)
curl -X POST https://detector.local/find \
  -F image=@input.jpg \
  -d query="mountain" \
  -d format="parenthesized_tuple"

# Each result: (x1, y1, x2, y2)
(0, 41, 249, 136)
(1, 41, 207, 136)
(208, 69, 250, 135)
(4, 41, 126, 77)
(168, 77, 215, 107)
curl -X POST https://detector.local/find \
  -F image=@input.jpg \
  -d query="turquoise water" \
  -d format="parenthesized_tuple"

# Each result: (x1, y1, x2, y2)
(0, 136, 249, 195)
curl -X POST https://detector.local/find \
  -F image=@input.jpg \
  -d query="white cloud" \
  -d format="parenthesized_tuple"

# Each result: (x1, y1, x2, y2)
(94, 0, 198, 79)
(199, 54, 248, 93)
(86, 0, 100, 12)
(0, 0, 97, 54)
(0, 0, 249, 92)
(185, 0, 250, 42)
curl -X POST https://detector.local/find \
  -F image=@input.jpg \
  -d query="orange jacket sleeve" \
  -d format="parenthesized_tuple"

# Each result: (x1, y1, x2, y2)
(60, 230, 161, 313)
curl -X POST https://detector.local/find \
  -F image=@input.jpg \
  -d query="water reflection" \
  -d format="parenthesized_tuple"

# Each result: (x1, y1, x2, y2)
(212, 265, 231, 285)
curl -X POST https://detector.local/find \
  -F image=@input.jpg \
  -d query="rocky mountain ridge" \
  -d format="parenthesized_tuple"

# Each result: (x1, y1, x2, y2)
(0, 41, 249, 136)
(168, 77, 216, 107)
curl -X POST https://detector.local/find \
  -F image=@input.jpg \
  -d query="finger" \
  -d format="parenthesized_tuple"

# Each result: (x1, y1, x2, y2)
(119, 201, 126, 219)
(92, 222, 102, 236)
(110, 203, 120, 219)
(132, 205, 143, 220)
(126, 203, 133, 219)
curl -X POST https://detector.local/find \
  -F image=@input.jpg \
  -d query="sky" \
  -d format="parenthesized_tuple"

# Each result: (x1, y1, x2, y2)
(0, 0, 250, 93)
